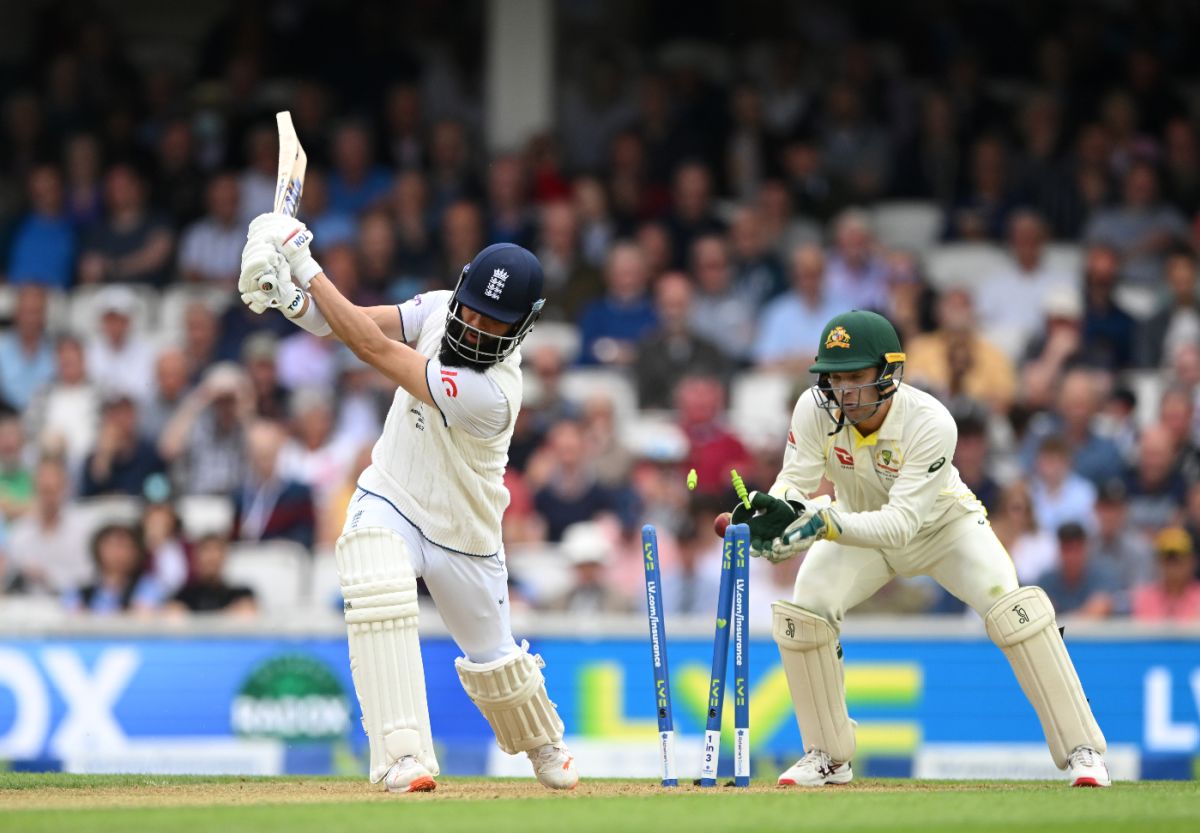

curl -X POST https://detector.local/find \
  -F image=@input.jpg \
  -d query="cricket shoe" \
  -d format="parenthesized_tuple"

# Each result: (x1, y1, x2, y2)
(383, 755, 437, 793)
(778, 750, 853, 786)
(528, 742, 578, 790)
(1067, 745, 1110, 787)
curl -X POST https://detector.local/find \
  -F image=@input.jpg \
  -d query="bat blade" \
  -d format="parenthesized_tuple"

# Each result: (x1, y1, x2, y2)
(273, 111, 307, 217)
(263, 111, 308, 292)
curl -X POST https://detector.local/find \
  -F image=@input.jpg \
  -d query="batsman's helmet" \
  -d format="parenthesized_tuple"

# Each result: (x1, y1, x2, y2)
(445, 243, 546, 364)
(808, 310, 906, 431)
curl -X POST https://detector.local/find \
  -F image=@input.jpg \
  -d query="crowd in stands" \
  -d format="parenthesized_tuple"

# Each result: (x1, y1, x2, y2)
(1, 2, 1199, 622)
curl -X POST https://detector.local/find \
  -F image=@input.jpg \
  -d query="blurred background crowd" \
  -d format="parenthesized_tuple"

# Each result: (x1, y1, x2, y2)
(1, 0, 1199, 624)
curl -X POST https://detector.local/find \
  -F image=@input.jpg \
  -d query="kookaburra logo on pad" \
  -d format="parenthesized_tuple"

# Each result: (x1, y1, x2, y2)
(484, 267, 509, 300)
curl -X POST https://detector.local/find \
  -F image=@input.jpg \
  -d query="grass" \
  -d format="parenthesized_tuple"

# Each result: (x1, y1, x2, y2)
(0, 774, 1196, 833)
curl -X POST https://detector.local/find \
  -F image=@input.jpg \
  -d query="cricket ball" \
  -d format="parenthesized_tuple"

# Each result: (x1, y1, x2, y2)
(713, 512, 732, 538)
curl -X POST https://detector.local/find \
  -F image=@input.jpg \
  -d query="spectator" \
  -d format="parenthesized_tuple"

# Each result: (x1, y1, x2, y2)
(301, 168, 358, 252)
(80, 393, 164, 497)
(0, 285, 56, 411)
(485, 152, 535, 248)
(992, 481, 1059, 584)
(976, 211, 1076, 360)
(426, 119, 481, 219)
(177, 172, 243, 286)
(675, 374, 751, 499)
(84, 285, 156, 403)
(952, 408, 1000, 513)
(1162, 117, 1200, 215)
(528, 419, 618, 543)
(1038, 522, 1118, 618)
(241, 333, 288, 421)
(1091, 479, 1155, 611)
(142, 346, 191, 442)
(635, 272, 729, 409)
(327, 120, 393, 216)
(437, 199, 485, 281)
(137, 482, 189, 600)
(355, 211, 401, 306)
(754, 244, 841, 372)
(577, 242, 657, 367)
(1131, 528, 1200, 622)
(159, 363, 253, 496)
(689, 234, 756, 365)
(824, 208, 890, 312)
(6, 456, 91, 594)
(278, 387, 356, 528)
(1125, 425, 1188, 534)
(945, 135, 1017, 241)
(233, 419, 316, 550)
(0, 408, 33, 521)
(889, 89, 960, 204)
(236, 125, 279, 225)
(728, 204, 785, 305)
(1019, 287, 1084, 413)
(77, 164, 174, 286)
(1020, 369, 1127, 487)
(817, 82, 891, 203)
(389, 170, 436, 287)
(551, 521, 630, 613)
(1080, 243, 1137, 371)
(535, 200, 602, 322)
(181, 301, 222, 384)
(725, 83, 774, 201)
(7, 164, 75, 288)
(572, 176, 615, 268)
(1084, 161, 1188, 286)
(168, 534, 257, 616)
(63, 132, 103, 227)
(1136, 249, 1200, 369)
(1159, 387, 1200, 483)
(663, 161, 725, 269)
(1030, 435, 1098, 536)
(904, 288, 1016, 414)
(152, 117, 205, 226)
(28, 334, 100, 467)
(65, 523, 164, 615)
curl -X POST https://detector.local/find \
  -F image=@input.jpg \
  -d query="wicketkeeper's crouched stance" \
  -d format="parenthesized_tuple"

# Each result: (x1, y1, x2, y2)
(238, 219, 577, 793)
(733, 310, 1109, 788)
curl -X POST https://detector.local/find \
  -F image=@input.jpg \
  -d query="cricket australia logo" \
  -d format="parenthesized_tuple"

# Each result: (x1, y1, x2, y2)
(484, 267, 509, 300)
(825, 326, 851, 349)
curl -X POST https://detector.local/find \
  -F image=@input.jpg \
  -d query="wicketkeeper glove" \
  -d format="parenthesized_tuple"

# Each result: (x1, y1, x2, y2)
(247, 213, 322, 286)
(731, 491, 800, 557)
(770, 496, 841, 561)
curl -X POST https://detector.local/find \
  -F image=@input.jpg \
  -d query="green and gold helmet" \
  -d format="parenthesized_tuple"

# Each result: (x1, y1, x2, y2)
(810, 310, 906, 430)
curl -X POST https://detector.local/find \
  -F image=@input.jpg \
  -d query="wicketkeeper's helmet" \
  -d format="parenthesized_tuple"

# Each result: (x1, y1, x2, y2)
(809, 309, 906, 432)
(445, 243, 545, 365)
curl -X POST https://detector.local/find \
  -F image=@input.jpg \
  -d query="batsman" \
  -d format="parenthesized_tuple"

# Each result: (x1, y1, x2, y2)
(237, 219, 577, 793)
(733, 310, 1109, 788)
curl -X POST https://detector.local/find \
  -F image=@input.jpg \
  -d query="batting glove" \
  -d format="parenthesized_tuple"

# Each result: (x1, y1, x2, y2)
(248, 212, 322, 287)
(239, 241, 305, 316)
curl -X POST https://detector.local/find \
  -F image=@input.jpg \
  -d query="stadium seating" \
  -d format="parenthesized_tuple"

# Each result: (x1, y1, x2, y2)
(223, 541, 309, 613)
(871, 201, 944, 253)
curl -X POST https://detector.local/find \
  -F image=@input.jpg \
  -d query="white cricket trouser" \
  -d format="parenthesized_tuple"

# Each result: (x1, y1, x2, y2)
(342, 488, 519, 663)
(793, 513, 1019, 624)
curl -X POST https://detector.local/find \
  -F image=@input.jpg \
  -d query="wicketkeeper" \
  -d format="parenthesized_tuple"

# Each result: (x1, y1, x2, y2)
(733, 310, 1109, 787)
(238, 217, 577, 793)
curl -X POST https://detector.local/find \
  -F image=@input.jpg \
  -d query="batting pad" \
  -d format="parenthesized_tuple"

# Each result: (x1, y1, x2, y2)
(772, 600, 856, 763)
(984, 586, 1106, 769)
(336, 527, 439, 781)
(456, 642, 564, 755)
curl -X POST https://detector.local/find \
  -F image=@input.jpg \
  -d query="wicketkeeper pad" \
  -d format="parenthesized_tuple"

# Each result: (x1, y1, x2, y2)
(984, 586, 1106, 768)
(336, 527, 439, 781)
(455, 642, 565, 755)
(772, 600, 856, 763)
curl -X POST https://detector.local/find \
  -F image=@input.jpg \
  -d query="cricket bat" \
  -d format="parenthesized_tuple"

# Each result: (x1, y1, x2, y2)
(260, 111, 307, 292)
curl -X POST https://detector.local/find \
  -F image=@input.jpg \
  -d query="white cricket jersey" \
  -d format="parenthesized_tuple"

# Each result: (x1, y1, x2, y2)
(356, 290, 522, 556)
(770, 383, 984, 552)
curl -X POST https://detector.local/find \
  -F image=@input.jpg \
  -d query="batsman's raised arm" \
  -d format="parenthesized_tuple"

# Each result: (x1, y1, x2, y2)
(238, 213, 435, 405)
